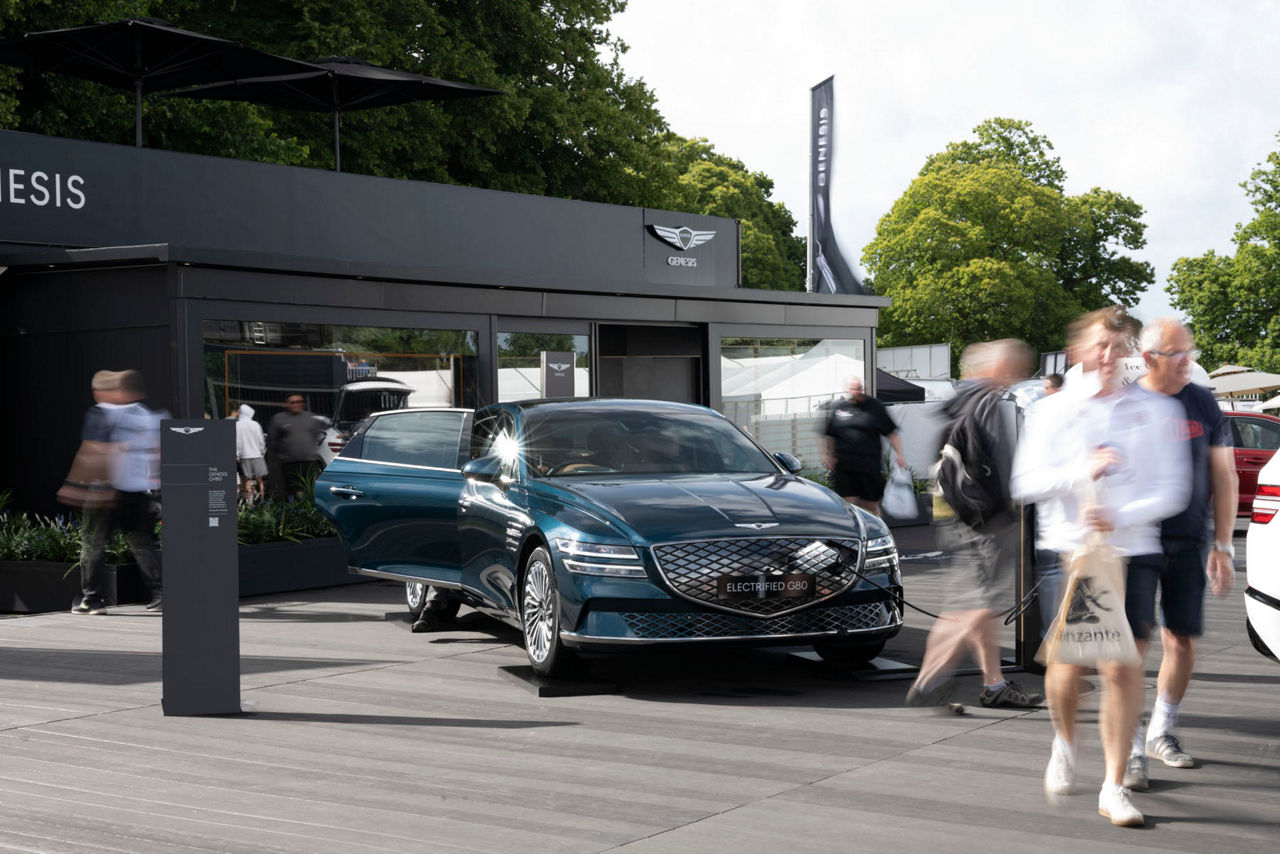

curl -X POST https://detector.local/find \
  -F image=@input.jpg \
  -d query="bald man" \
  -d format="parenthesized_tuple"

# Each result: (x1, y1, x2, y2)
(823, 376, 906, 517)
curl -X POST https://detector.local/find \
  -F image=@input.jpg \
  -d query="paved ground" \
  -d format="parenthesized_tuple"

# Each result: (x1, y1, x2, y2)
(1, 530, 1276, 853)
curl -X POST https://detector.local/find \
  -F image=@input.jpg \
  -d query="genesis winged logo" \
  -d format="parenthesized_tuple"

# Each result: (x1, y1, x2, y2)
(548, 363, 571, 372)
(650, 224, 716, 251)
(168, 426, 204, 435)
(734, 522, 779, 530)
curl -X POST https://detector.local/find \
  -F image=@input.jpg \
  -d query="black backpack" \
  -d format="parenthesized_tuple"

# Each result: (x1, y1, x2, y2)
(934, 391, 1010, 529)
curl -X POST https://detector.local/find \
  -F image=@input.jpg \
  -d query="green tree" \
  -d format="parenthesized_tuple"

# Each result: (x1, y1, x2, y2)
(1, 3, 807, 290)
(1168, 135, 1280, 372)
(661, 135, 805, 290)
(1, 1, 677, 206)
(864, 118, 1153, 364)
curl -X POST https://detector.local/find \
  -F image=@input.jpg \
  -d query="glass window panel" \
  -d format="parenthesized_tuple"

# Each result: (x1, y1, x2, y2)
(360, 411, 468, 469)
(201, 321, 479, 428)
(720, 337, 866, 473)
(497, 332, 589, 401)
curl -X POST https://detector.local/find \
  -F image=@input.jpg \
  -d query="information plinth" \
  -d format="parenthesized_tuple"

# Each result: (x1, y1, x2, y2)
(160, 420, 240, 715)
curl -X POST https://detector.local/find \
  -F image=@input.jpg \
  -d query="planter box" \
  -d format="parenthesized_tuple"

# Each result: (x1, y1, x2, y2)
(883, 494, 934, 528)
(238, 537, 370, 598)
(0, 561, 143, 613)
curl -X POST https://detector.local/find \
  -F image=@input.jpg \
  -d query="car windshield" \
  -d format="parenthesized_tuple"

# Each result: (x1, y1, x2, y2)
(522, 406, 778, 477)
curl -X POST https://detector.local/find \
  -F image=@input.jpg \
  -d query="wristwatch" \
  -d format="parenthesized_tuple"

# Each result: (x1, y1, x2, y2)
(1211, 540, 1236, 559)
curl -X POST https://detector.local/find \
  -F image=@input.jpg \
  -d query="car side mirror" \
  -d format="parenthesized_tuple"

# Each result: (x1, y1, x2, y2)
(462, 455, 505, 485)
(774, 453, 804, 474)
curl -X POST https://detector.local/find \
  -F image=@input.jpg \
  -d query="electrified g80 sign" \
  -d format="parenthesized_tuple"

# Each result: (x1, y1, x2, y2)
(0, 167, 86, 208)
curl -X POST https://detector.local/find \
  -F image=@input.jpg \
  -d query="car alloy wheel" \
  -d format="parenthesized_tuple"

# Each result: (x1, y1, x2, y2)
(405, 582, 427, 618)
(521, 546, 576, 676)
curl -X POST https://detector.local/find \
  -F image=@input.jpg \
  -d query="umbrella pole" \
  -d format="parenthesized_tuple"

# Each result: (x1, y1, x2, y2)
(333, 108, 341, 172)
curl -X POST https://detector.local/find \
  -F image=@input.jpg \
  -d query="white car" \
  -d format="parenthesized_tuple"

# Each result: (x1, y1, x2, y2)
(1246, 451, 1280, 661)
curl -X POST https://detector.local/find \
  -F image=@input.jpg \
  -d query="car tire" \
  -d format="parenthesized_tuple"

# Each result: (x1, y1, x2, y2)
(521, 546, 578, 677)
(812, 638, 887, 666)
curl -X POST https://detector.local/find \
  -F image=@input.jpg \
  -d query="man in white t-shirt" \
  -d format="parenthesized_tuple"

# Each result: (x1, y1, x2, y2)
(1012, 307, 1191, 828)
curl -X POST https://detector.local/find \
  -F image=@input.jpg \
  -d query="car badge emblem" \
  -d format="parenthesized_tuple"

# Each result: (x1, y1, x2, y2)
(168, 426, 204, 435)
(734, 522, 779, 530)
(650, 224, 716, 251)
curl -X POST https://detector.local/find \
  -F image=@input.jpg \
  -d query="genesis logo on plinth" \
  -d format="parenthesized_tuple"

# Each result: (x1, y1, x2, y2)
(649, 224, 715, 268)
(168, 426, 205, 435)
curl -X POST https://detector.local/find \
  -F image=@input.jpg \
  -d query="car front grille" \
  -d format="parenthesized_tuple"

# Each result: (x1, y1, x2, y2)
(651, 537, 862, 616)
(619, 601, 897, 640)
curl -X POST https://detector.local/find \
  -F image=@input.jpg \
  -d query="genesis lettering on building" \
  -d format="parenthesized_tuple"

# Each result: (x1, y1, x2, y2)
(0, 167, 85, 208)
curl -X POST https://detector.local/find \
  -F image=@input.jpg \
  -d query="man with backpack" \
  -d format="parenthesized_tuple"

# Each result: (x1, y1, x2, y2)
(906, 339, 1044, 711)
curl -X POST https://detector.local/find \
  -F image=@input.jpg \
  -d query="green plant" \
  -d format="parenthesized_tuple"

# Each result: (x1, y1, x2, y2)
(236, 478, 335, 545)
(0, 485, 334, 557)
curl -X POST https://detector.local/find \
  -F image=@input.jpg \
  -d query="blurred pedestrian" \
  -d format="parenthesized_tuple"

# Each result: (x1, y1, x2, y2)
(267, 393, 325, 500)
(1044, 373, 1064, 396)
(906, 340, 1043, 710)
(823, 376, 907, 517)
(232, 402, 268, 504)
(1012, 307, 1191, 827)
(1123, 319, 1237, 790)
(61, 369, 168, 614)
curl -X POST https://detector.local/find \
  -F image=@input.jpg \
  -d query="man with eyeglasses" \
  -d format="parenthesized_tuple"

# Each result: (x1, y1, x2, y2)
(1122, 319, 1237, 790)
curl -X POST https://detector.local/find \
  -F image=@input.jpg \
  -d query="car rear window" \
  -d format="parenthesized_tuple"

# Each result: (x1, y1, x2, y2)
(358, 411, 468, 469)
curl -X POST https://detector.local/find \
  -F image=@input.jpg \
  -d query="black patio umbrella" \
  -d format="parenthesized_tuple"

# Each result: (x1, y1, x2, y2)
(0, 17, 316, 146)
(164, 55, 505, 171)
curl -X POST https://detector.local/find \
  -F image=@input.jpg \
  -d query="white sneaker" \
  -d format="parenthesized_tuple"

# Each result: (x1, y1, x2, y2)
(1044, 744, 1075, 802)
(1098, 786, 1144, 827)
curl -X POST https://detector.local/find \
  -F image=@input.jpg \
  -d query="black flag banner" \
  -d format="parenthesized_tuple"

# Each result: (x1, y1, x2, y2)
(809, 77, 867, 295)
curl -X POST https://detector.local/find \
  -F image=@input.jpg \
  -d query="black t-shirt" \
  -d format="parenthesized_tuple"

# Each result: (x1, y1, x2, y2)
(824, 396, 896, 468)
(1161, 382, 1231, 542)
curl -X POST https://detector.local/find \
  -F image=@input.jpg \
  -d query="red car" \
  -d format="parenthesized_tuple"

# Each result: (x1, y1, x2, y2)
(1225, 410, 1280, 516)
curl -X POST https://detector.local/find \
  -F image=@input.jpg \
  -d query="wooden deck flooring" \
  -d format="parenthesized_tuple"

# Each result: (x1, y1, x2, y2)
(1, 531, 1276, 852)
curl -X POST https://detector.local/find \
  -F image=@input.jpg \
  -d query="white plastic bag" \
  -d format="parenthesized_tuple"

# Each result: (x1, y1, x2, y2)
(881, 465, 918, 520)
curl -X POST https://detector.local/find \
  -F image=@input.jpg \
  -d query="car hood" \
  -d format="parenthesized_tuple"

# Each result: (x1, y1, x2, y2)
(541, 474, 862, 543)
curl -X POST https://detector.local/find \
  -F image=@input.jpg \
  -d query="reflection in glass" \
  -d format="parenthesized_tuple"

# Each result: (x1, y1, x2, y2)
(201, 321, 479, 429)
(497, 332, 589, 401)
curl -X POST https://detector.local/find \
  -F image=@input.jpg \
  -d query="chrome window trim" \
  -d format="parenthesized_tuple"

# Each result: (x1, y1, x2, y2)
(338, 456, 461, 474)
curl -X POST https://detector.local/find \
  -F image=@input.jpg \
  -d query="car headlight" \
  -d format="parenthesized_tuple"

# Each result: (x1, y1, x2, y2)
(552, 537, 647, 578)
(863, 534, 900, 581)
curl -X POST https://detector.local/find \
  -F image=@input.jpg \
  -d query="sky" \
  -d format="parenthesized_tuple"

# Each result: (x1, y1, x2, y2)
(608, 0, 1280, 324)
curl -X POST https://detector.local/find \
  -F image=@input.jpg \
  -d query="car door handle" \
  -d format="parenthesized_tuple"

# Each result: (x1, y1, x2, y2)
(329, 486, 365, 499)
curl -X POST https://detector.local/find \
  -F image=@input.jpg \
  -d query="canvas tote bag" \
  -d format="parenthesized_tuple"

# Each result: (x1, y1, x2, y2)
(1037, 530, 1141, 667)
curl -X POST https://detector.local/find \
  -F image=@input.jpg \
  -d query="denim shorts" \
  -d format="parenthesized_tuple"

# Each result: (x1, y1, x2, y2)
(1124, 539, 1207, 640)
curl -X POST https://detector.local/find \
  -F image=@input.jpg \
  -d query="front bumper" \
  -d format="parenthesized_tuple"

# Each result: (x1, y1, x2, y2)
(560, 594, 902, 649)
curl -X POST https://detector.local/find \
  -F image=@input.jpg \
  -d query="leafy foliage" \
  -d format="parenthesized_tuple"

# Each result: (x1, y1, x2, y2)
(1167, 134, 1280, 372)
(0, 490, 131, 563)
(661, 135, 806, 290)
(867, 118, 1153, 367)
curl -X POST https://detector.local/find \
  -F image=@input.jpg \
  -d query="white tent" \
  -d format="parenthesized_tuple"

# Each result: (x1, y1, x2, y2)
(1209, 370, 1280, 398)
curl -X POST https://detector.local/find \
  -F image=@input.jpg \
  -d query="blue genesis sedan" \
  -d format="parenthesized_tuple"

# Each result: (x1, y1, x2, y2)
(315, 399, 903, 676)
